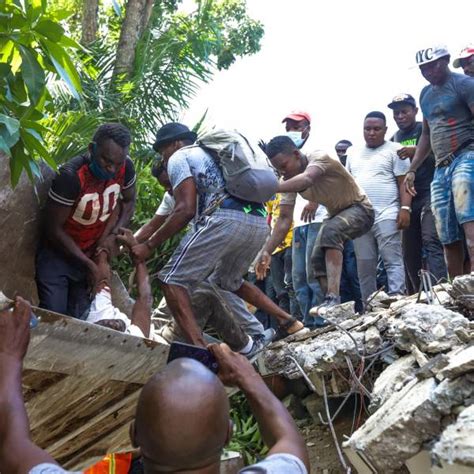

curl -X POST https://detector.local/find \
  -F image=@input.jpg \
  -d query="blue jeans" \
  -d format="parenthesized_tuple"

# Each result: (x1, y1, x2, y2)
(431, 150, 474, 245)
(340, 240, 363, 313)
(292, 223, 325, 327)
(270, 247, 302, 319)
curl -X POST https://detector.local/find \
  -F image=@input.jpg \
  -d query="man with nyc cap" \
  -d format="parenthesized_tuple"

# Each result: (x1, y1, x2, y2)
(405, 45, 474, 277)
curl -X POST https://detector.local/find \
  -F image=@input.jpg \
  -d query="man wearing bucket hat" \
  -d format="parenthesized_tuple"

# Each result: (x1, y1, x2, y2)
(453, 45, 474, 78)
(129, 123, 304, 347)
(404, 45, 474, 277)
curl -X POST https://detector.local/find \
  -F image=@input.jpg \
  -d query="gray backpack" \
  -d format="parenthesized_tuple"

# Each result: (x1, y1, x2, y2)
(197, 129, 279, 203)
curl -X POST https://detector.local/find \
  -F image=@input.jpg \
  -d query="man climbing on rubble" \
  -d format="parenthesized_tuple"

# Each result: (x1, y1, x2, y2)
(258, 136, 374, 320)
(0, 297, 310, 474)
(36, 123, 136, 319)
(128, 123, 304, 347)
(132, 161, 275, 357)
(388, 93, 446, 293)
(346, 111, 412, 303)
(405, 45, 474, 277)
(258, 111, 326, 327)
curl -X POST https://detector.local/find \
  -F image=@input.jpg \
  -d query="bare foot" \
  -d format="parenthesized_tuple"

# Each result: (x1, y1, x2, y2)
(116, 228, 139, 249)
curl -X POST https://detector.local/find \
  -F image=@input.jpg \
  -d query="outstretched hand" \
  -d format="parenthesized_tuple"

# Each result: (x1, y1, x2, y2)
(0, 296, 32, 361)
(301, 201, 318, 222)
(255, 250, 271, 280)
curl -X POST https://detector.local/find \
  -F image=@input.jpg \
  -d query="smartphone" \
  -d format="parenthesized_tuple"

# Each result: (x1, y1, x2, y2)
(167, 341, 219, 374)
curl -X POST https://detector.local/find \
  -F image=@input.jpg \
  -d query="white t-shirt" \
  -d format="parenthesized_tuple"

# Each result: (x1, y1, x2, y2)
(167, 146, 226, 219)
(346, 141, 409, 224)
(293, 194, 327, 228)
(29, 454, 307, 474)
(155, 192, 175, 216)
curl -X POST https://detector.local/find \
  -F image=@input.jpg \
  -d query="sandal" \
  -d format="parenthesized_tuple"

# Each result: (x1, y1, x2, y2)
(279, 318, 308, 336)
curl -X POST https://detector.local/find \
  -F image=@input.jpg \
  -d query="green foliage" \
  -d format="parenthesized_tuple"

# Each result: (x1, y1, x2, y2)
(0, 0, 83, 185)
(228, 392, 268, 465)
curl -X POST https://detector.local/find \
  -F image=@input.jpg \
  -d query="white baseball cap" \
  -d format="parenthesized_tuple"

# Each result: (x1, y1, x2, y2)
(453, 45, 474, 68)
(415, 45, 450, 66)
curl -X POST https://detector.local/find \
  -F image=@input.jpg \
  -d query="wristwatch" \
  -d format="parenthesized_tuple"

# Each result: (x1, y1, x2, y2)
(401, 206, 412, 213)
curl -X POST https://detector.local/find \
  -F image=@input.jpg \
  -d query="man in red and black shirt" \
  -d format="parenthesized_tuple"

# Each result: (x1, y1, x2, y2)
(36, 123, 136, 319)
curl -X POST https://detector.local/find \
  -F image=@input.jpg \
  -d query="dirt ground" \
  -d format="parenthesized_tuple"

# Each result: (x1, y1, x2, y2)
(299, 415, 356, 473)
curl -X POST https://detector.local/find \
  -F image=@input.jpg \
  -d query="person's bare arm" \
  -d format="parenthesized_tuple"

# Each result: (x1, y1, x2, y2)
(404, 118, 432, 196)
(277, 166, 322, 193)
(131, 261, 152, 337)
(97, 186, 137, 254)
(396, 175, 412, 230)
(209, 344, 309, 470)
(0, 297, 58, 473)
(134, 214, 169, 243)
(45, 201, 103, 282)
(131, 178, 196, 262)
(255, 203, 294, 279)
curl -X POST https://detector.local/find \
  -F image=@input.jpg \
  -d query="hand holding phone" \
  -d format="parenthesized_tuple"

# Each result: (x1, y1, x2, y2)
(167, 341, 219, 373)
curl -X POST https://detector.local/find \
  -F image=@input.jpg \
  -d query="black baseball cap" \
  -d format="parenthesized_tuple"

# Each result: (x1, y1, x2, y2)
(153, 123, 197, 151)
(388, 94, 416, 109)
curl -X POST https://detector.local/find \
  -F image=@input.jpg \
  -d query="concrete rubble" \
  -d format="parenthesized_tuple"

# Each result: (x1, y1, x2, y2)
(259, 275, 474, 473)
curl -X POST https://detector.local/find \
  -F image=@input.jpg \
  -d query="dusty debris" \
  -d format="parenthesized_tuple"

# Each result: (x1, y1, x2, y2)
(344, 378, 441, 472)
(431, 373, 474, 415)
(390, 303, 469, 353)
(432, 404, 474, 468)
(436, 344, 474, 381)
(450, 274, 474, 312)
(260, 273, 474, 473)
(369, 355, 416, 411)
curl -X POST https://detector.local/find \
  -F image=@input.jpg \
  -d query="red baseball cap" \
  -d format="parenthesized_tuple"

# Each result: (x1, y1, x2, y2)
(282, 110, 311, 124)
(453, 45, 474, 68)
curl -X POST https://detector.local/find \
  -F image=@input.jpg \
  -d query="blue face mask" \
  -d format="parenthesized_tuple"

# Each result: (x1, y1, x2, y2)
(89, 145, 116, 180)
(286, 131, 305, 149)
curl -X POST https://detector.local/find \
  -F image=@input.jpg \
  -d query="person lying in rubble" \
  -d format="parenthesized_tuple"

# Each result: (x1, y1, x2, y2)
(133, 160, 275, 358)
(85, 228, 153, 338)
(0, 297, 309, 474)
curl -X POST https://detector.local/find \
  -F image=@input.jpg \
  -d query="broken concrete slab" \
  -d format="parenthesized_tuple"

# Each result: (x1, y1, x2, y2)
(430, 373, 474, 415)
(321, 301, 356, 323)
(369, 355, 417, 411)
(390, 304, 469, 354)
(345, 377, 440, 473)
(432, 404, 474, 468)
(364, 326, 382, 353)
(437, 345, 474, 381)
(450, 274, 474, 311)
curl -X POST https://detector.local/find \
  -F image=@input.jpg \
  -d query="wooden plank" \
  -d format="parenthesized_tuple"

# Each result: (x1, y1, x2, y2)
(47, 390, 140, 461)
(30, 378, 140, 447)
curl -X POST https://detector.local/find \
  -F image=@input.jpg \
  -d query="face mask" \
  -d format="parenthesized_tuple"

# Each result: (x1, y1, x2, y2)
(89, 145, 116, 180)
(286, 131, 305, 149)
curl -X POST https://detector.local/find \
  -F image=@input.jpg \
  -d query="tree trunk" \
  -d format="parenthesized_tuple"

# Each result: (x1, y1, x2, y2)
(137, 0, 154, 39)
(112, 0, 148, 81)
(81, 0, 100, 46)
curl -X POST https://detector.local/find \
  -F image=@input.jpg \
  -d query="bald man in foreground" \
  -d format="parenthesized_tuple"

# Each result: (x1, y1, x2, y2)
(0, 297, 310, 474)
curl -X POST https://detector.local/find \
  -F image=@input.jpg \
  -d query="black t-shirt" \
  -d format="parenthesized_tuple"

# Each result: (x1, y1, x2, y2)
(391, 122, 435, 198)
